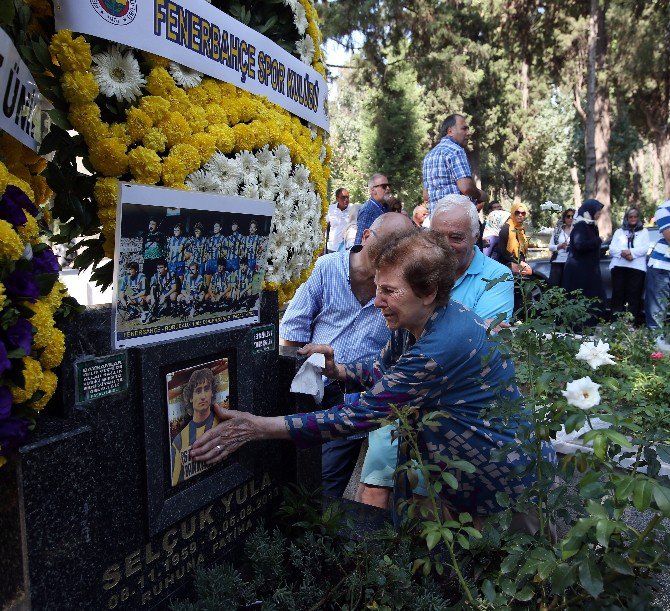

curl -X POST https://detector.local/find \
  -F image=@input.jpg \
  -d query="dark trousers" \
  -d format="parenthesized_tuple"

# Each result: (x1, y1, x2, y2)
(548, 262, 565, 288)
(611, 266, 646, 321)
(320, 383, 364, 498)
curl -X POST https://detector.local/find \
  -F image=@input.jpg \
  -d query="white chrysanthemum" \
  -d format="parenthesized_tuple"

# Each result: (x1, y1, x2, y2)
(206, 152, 242, 184)
(255, 145, 275, 171)
(186, 169, 221, 192)
(241, 182, 260, 199)
(274, 144, 291, 168)
(258, 167, 278, 199)
(562, 377, 601, 410)
(168, 62, 203, 89)
(281, 0, 299, 10)
(236, 150, 258, 176)
(92, 46, 145, 102)
(575, 341, 616, 370)
(293, 3, 308, 35)
(292, 164, 310, 189)
(220, 178, 241, 196)
(296, 35, 315, 65)
(277, 174, 295, 201)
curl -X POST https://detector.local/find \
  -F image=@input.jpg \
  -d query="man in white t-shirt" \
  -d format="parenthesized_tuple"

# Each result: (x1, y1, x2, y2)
(326, 188, 350, 252)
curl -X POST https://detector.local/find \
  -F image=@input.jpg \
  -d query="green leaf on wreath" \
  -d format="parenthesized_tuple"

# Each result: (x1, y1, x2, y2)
(36, 273, 58, 296)
(0, 2, 16, 25)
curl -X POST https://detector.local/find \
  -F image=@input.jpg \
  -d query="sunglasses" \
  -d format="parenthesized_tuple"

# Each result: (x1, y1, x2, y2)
(565, 214, 574, 218)
(514, 211, 527, 215)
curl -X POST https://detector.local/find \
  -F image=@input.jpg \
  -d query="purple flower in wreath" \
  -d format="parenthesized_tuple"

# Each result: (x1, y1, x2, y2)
(0, 416, 30, 455)
(32, 247, 60, 275)
(2, 185, 38, 217)
(3, 270, 40, 303)
(0, 387, 12, 419)
(6, 319, 33, 355)
(0, 341, 11, 376)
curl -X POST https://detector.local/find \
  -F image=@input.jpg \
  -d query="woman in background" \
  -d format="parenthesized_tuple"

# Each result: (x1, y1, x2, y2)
(482, 209, 511, 260)
(561, 199, 606, 325)
(548, 208, 575, 287)
(609, 208, 649, 323)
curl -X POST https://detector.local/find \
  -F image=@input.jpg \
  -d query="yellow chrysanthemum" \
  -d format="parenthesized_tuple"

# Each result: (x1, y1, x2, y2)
(139, 96, 171, 122)
(30, 175, 51, 207)
(44, 281, 67, 313)
(39, 328, 65, 370)
(126, 107, 153, 142)
(28, 370, 58, 411)
(161, 156, 188, 187)
(142, 128, 168, 153)
(0, 220, 24, 260)
(17, 214, 39, 243)
(109, 123, 132, 147)
(88, 138, 128, 177)
(157, 112, 191, 147)
(204, 103, 229, 125)
(61, 71, 99, 104)
(207, 124, 236, 154)
(128, 147, 162, 184)
(169, 144, 200, 174)
(10, 357, 43, 404)
(186, 106, 208, 134)
(50, 30, 92, 73)
(142, 51, 170, 69)
(191, 133, 217, 164)
(146, 67, 177, 98)
(93, 177, 118, 209)
(69, 105, 109, 142)
(0, 282, 6, 309)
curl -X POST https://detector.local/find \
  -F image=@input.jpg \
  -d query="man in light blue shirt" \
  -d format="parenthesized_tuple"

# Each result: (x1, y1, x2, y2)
(358, 193, 513, 508)
(281, 212, 416, 497)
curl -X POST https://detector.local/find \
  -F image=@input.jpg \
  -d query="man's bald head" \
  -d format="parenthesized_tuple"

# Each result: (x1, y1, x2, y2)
(363, 212, 416, 262)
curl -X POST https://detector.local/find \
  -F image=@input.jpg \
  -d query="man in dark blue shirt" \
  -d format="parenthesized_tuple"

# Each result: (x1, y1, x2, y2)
(354, 173, 391, 245)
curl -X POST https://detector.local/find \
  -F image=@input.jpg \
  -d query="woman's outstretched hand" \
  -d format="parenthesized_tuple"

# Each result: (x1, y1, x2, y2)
(297, 343, 341, 379)
(190, 404, 258, 464)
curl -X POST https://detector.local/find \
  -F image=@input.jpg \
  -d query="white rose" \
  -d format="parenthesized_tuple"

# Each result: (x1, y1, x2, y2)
(575, 340, 615, 370)
(562, 376, 601, 410)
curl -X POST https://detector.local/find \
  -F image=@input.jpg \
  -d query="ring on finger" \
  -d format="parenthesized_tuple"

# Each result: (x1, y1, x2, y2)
(216, 444, 222, 452)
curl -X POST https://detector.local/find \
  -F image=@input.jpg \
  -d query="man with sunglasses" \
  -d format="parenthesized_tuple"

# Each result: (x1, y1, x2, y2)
(422, 114, 488, 214)
(354, 174, 392, 245)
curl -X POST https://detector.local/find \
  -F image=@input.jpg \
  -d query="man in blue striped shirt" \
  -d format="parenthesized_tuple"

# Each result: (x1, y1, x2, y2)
(354, 173, 392, 245)
(281, 211, 416, 497)
(645, 199, 670, 351)
(422, 114, 488, 214)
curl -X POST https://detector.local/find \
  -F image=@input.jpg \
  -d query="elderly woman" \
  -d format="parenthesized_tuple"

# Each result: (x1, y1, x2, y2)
(191, 230, 554, 524)
(482, 209, 511, 260)
(548, 208, 575, 287)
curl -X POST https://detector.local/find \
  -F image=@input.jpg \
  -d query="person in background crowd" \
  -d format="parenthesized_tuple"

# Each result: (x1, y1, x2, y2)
(561, 199, 606, 326)
(355, 174, 391, 245)
(422, 114, 488, 214)
(548, 208, 575, 287)
(339, 204, 360, 251)
(326, 188, 351, 253)
(357, 194, 514, 509)
(279, 213, 415, 498)
(646, 199, 670, 351)
(387, 196, 403, 213)
(609, 208, 649, 323)
(482, 209, 510, 260)
(412, 204, 428, 228)
(497, 202, 532, 316)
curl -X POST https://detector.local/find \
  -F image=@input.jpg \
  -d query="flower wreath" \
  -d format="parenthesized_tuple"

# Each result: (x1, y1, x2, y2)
(0, 157, 77, 468)
(43, 0, 331, 304)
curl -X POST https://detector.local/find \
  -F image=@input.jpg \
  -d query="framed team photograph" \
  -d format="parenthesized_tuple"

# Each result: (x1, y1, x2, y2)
(112, 182, 275, 349)
(166, 357, 231, 487)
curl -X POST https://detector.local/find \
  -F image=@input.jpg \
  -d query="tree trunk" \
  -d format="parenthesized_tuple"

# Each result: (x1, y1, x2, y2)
(657, 128, 670, 200)
(570, 165, 582, 207)
(584, 1, 597, 199)
(514, 55, 531, 200)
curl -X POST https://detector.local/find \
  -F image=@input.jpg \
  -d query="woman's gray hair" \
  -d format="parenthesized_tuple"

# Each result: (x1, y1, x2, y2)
(431, 194, 480, 238)
(368, 173, 386, 188)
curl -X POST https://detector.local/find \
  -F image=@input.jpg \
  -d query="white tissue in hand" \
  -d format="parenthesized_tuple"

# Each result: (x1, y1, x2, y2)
(290, 353, 326, 404)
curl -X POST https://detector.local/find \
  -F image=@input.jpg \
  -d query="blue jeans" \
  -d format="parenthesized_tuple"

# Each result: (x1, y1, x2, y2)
(645, 266, 670, 329)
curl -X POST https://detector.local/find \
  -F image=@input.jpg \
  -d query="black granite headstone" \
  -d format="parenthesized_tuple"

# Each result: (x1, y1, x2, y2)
(0, 292, 320, 610)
